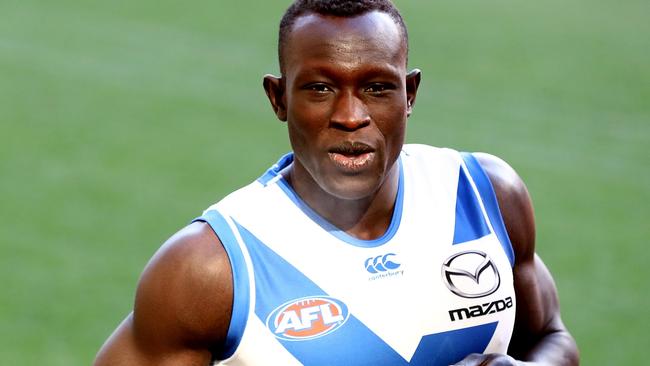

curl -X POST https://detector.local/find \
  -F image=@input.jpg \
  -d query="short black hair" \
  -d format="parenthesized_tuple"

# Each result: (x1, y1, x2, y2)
(278, 0, 409, 73)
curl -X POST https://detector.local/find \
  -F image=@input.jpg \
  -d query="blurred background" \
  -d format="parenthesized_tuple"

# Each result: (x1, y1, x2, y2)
(1, 0, 648, 364)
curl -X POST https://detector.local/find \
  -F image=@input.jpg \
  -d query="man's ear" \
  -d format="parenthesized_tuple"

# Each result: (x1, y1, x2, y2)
(263, 74, 287, 121)
(405, 69, 421, 117)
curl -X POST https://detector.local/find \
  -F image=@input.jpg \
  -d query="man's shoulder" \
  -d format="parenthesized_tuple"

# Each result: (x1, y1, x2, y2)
(408, 147, 536, 263)
(131, 221, 233, 346)
(471, 152, 536, 263)
(202, 156, 290, 215)
(401, 145, 527, 198)
(154, 221, 229, 269)
(406, 146, 526, 200)
(472, 153, 525, 197)
(138, 221, 233, 311)
(401, 144, 464, 169)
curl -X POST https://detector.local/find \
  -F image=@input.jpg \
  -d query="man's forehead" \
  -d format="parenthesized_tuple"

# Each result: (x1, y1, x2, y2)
(284, 11, 406, 68)
(293, 11, 399, 35)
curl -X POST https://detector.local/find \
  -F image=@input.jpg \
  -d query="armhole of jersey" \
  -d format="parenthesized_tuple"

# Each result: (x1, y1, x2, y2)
(460, 152, 515, 267)
(192, 210, 250, 360)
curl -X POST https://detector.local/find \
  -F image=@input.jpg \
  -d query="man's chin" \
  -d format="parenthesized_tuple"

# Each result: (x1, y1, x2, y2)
(320, 175, 384, 201)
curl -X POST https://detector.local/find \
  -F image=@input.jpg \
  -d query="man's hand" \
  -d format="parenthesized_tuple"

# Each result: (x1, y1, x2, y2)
(453, 353, 521, 366)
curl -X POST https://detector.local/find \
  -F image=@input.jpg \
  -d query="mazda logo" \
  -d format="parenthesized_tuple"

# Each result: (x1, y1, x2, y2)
(442, 250, 500, 299)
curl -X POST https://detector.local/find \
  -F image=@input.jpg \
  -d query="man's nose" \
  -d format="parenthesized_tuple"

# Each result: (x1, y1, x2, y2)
(329, 92, 370, 131)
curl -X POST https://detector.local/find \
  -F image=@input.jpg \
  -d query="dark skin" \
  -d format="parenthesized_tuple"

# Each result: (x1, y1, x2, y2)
(95, 11, 579, 366)
(265, 12, 418, 239)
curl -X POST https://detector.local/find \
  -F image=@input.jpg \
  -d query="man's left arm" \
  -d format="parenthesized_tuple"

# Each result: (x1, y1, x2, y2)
(455, 153, 579, 366)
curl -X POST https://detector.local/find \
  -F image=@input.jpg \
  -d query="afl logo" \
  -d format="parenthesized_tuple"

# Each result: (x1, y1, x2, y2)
(266, 296, 349, 341)
(442, 250, 500, 299)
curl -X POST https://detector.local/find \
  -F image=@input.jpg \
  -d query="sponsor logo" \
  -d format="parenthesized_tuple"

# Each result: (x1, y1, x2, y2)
(449, 296, 513, 321)
(365, 253, 401, 273)
(266, 296, 349, 341)
(441, 250, 500, 298)
(365, 253, 404, 281)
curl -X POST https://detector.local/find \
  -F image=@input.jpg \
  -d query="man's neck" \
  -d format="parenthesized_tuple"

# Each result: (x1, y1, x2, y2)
(283, 163, 400, 241)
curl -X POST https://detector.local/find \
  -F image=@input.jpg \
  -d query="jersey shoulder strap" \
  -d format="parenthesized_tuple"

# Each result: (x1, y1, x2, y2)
(461, 152, 515, 266)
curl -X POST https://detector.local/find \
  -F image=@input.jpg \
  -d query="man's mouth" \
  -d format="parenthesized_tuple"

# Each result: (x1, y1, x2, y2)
(327, 142, 376, 171)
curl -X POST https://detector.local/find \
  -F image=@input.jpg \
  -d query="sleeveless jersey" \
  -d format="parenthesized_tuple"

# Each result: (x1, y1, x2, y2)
(195, 144, 517, 366)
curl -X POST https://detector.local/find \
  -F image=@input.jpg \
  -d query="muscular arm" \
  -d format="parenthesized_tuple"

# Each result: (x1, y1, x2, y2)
(458, 153, 579, 365)
(94, 222, 233, 366)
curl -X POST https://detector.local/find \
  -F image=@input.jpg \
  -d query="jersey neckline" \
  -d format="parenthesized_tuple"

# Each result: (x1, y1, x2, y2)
(258, 152, 405, 248)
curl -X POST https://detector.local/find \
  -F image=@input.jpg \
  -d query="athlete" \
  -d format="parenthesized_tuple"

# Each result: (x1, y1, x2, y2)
(95, 1, 579, 365)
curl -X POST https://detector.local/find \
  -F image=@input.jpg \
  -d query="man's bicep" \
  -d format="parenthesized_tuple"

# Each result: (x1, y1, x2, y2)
(94, 313, 155, 365)
(509, 253, 570, 359)
(514, 254, 560, 333)
(94, 222, 233, 365)
(94, 313, 213, 366)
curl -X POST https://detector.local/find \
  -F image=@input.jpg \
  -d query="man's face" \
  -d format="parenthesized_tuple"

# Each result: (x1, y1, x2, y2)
(267, 11, 419, 201)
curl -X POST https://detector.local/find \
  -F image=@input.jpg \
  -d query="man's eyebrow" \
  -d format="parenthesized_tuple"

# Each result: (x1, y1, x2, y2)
(293, 64, 403, 82)
(358, 66, 403, 80)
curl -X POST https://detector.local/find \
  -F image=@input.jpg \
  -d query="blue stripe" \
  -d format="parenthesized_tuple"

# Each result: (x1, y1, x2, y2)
(257, 153, 294, 186)
(461, 153, 515, 266)
(235, 223, 497, 365)
(234, 222, 328, 319)
(452, 165, 491, 244)
(275, 159, 404, 248)
(192, 211, 249, 360)
(411, 322, 498, 365)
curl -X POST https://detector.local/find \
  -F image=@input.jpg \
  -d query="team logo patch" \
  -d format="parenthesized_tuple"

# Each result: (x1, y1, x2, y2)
(266, 296, 349, 341)
(442, 250, 500, 298)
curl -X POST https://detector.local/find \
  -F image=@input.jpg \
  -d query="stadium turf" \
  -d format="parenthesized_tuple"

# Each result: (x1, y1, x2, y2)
(1, 0, 648, 364)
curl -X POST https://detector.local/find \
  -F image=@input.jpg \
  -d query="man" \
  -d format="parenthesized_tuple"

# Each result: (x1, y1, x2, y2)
(95, 1, 579, 365)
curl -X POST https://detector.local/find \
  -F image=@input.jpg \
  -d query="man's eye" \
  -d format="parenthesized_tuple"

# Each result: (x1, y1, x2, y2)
(365, 83, 393, 94)
(305, 84, 331, 93)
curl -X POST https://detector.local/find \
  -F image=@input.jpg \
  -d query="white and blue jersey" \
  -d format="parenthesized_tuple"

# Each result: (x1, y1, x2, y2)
(194, 144, 517, 366)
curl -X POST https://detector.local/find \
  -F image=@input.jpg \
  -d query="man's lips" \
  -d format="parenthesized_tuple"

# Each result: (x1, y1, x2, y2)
(327, 142, 376, 171)
(328, 141, 375, 156)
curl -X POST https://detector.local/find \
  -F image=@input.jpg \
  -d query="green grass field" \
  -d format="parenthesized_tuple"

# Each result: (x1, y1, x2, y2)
(1, 0, 648, 364)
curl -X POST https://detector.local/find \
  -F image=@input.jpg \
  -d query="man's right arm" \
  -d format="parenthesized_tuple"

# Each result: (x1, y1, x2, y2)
(94, 222, 233, 366)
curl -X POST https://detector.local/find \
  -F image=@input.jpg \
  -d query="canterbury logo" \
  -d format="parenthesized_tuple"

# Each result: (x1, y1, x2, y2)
(365, 253, 401, 274)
